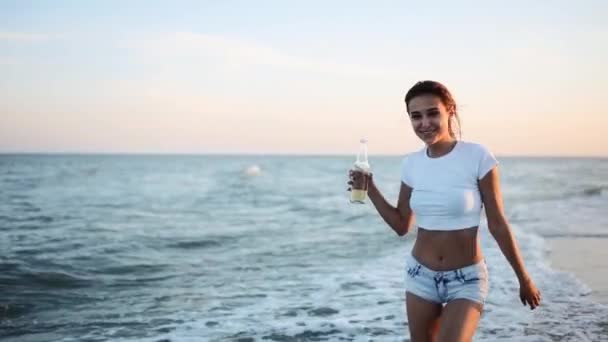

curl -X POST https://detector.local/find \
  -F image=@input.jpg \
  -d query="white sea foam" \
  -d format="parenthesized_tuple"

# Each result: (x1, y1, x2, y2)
(154, 222, 608, 341)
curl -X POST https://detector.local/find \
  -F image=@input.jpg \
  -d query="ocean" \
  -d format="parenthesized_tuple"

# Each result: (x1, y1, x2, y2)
(1, 154, 607, 341)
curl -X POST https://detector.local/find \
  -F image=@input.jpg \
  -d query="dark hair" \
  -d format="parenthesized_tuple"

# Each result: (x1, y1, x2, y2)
(404, 80, 461, 139)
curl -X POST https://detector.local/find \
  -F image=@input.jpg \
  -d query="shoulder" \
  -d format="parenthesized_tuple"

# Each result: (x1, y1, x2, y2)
(458, 140, 490, 152)
(458, 141, 499, 178)
(401, 146, 426, 165)
(400, 147, 425, 185)
(457, 141, 495, 158)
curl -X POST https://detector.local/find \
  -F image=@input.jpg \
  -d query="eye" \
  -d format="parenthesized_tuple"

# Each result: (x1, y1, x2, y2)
(410, 114, 422, 120)
(428, 111, 440, 117)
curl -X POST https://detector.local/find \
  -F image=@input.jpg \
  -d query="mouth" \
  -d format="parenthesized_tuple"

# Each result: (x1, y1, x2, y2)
(418, 129, 437, 138)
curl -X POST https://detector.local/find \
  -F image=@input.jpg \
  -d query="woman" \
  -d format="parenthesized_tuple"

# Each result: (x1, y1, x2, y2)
(348, 81, 541, 341)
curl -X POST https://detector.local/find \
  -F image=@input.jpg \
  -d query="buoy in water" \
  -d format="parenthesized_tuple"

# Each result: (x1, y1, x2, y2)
(244, 165, 261, 176)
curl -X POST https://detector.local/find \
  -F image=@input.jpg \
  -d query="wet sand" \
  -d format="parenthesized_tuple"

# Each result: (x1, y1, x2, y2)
(548, 237, 608, 304)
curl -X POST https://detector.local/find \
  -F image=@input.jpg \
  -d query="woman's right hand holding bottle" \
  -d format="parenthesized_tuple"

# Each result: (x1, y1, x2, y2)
(348, 168, 372, 203)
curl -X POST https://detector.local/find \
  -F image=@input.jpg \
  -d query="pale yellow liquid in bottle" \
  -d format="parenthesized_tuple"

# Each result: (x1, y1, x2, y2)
(350, 138, 370, 204)
(350, 189, 367, 203)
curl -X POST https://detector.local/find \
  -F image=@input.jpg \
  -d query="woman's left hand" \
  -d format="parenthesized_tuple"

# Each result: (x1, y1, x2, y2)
(519, 277, 541, 310)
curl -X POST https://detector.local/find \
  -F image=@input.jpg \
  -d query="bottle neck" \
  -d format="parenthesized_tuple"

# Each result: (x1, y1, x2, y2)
(357, 143, 368, 164)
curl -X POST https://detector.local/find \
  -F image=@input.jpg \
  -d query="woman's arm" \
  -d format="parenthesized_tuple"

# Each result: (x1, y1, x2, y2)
(368, 176, 415, 236)
(348, 171, 414, 236)
(479, 166, 542, 309)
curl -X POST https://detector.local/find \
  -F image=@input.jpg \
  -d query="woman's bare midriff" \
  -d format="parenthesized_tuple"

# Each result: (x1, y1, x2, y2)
(411, 226, 483, 271)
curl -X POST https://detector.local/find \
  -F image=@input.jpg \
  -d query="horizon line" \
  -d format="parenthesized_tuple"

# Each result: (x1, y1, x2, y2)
(0, 151, 607, 159)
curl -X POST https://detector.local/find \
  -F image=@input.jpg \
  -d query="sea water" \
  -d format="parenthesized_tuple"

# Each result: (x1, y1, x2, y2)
(1, 154, 607, 341)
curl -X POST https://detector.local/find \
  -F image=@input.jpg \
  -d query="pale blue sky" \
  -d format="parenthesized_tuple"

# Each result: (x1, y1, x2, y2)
(1, 1, 607, 155)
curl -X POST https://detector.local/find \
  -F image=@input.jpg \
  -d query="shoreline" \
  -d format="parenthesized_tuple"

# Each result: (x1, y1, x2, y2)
(548, 237, 608, 304)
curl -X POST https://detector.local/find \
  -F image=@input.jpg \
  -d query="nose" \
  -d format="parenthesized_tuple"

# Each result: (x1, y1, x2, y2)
(420, 115, 432, 129)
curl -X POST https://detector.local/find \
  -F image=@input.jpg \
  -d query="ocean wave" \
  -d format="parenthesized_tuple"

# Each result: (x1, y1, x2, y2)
(3, 269, 93, 289)
(1, 319, 178, 341)
(6, 193, 28, 200)
(0, 215, 54, 223)
(581, 185, 608, 197)
(92, 263, 168, 276)
(7, 200, 41, 212)
(88, 202, 130, 209)
(166, 239, 223, 250)
(520, 185, 608, 203)
(13, 243, 86, 256)
(0, 302, 34, 320)
(541, 233, 608, 239)
(344, 214, 367, 223)
(563, 185, 608, 200)
(0, 261, 23, 273)
(260, 329, 345, 341)
(7, 177, 42, 189)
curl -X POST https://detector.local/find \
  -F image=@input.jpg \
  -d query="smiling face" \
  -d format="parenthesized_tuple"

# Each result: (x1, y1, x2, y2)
(407, 94, 454, 145)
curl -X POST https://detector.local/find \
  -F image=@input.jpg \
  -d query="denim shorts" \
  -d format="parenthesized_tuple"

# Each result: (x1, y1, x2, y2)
(405, 254, 489, 306)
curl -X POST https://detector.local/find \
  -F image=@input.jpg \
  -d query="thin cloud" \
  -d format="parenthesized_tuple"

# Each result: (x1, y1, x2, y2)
(0, 31, 60, 42)
(0, 57, 20, 66)
(127, 31, 393, 78)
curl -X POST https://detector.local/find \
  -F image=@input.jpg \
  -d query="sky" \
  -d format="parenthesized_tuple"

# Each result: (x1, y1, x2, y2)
(1, 0, 607, 156)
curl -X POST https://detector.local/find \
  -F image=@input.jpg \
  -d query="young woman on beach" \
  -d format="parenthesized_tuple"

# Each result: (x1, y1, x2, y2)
(348, 80, 542, 341)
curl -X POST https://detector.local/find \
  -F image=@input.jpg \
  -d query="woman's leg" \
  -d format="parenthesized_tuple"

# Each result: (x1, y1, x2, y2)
(406, 291, 442, 342)
(436, 299, 482, 342)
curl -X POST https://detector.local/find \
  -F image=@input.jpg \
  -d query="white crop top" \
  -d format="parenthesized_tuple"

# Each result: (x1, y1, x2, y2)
(400, 141, 498, 231)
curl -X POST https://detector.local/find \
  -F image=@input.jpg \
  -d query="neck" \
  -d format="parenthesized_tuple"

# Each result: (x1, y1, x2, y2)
(427, 138, 457, 158)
